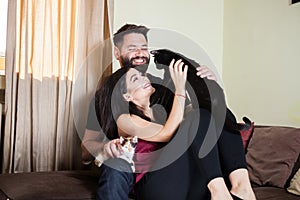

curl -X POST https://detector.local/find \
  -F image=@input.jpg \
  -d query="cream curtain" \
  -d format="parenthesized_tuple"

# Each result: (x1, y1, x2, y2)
(2, 0, 113, 173)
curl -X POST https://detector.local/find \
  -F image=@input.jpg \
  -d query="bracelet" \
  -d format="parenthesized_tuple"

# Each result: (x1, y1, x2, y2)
(94, 154, 105, 167)
(175, 94, 186, 99)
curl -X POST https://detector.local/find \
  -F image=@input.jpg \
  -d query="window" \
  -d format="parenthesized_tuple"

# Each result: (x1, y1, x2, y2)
(0, 0, 8, 56)
(0, 0, 8, 75)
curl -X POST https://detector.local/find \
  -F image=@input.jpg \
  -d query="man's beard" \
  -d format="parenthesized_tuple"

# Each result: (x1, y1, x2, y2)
(120, 56, 150, 74)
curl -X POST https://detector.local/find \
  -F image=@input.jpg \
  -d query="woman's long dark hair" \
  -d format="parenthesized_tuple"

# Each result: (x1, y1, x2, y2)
(95, 65, 151, 140)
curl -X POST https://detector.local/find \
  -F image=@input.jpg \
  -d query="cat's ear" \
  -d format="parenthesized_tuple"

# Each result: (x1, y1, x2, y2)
(133, 136, 138, 143)
(120, 136, 124, 144)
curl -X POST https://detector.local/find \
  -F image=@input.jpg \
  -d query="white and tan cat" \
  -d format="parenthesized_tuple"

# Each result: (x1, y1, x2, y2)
(94, 136, 138, 172)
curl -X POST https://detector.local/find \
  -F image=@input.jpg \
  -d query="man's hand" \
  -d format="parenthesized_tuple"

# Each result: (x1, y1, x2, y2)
(103, 138, 124, 158)
(196, 65, 217, 81)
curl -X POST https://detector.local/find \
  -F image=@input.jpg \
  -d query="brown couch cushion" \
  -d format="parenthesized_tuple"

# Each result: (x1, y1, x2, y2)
(0, 170, 99, 200)
(0, 189, 9, 199)
(246, 126, 300, 188)
(253, 186, 300, 200)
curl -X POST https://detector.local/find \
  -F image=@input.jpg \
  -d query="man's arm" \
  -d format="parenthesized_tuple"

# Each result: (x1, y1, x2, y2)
(81, 129, 105, 164)
(81, 128, 123, 165)
(81, 97, 122, 165)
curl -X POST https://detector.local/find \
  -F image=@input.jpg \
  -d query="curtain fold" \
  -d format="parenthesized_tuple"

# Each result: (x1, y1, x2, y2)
(2, 0, 114, 173)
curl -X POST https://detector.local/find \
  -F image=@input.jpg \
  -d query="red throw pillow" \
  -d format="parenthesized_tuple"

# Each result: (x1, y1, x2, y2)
(240, 122, 255, 150)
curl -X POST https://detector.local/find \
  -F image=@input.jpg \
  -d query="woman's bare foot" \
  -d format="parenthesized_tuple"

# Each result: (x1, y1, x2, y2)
(208, 177, 233, 200)
(229, 169, 256, 200)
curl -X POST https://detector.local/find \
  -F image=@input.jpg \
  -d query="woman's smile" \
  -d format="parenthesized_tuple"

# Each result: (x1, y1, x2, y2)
(143, 82, 151, 89)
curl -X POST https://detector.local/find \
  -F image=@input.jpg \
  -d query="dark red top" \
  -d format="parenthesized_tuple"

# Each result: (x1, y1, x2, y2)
(134, 139, 166, 183)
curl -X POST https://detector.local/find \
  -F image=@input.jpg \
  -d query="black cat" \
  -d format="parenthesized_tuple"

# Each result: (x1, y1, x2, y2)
(150, 49, 251, 132)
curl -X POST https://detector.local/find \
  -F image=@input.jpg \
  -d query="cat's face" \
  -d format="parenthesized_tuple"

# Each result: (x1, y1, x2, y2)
(120, 136, 138, 153)
(150, 49, 178, 70)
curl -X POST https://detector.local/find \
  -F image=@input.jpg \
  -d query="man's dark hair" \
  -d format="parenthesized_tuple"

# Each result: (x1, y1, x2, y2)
(113, 24, 150, 49)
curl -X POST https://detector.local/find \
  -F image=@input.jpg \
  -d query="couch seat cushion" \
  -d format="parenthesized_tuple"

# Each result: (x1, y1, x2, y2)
(0, 170, 98, 200)
(253, 186, 300, 200)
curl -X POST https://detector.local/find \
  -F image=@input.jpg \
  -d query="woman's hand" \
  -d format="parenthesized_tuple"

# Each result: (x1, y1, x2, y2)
(169, 59, 188, 95)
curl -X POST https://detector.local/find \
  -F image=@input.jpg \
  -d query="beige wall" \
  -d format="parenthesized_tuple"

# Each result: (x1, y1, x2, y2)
(113, 0, 224, 79)
(223, 0, 300, 127)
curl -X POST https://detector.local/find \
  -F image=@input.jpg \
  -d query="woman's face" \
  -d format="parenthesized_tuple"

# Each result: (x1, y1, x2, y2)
(124, 68, 154, 102)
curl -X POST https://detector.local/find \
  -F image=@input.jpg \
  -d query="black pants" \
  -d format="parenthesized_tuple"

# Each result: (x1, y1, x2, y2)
(134, 109, 247, 200)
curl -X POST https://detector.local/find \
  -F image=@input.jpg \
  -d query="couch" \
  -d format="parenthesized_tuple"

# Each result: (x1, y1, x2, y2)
(0, 125, 299, 200)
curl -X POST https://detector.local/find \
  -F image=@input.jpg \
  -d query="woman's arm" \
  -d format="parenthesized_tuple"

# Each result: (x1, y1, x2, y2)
(117, 59, 188, 142)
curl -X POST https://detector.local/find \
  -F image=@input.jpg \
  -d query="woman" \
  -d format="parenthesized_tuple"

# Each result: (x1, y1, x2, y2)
(95, 60, 256, 200)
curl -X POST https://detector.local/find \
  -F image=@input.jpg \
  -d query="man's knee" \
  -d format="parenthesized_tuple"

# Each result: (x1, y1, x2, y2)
(99, 158, 134, 185)
(97, 160, 134, 200)
(103, 158, 134, 172)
